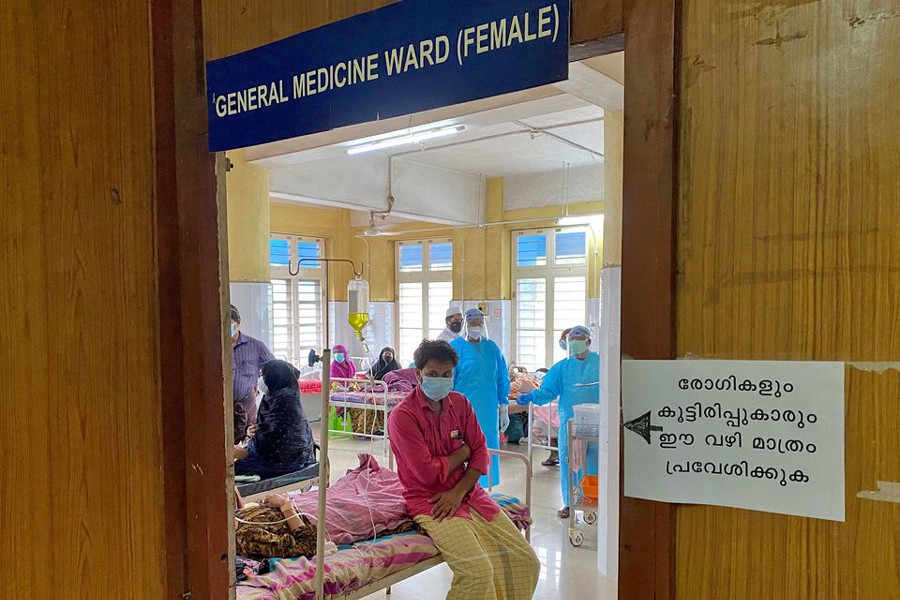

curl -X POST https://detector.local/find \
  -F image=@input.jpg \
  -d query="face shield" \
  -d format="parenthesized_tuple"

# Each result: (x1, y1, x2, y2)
(463, 308, 490, 341)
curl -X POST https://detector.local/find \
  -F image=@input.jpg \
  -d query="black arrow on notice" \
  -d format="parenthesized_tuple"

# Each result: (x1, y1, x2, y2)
(624, 411, 663, 444)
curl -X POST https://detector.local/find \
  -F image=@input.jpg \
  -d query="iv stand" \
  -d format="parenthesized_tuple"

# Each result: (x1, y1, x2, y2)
(293, 257, 363, 600)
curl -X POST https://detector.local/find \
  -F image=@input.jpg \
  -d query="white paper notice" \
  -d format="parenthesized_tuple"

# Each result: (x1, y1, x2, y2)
(622, 360, 845, 521)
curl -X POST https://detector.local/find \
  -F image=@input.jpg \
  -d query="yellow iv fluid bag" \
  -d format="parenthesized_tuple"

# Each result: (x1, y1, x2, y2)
(347, 277, 370, 344)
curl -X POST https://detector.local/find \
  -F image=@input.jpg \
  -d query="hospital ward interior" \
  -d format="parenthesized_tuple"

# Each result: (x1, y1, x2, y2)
(5, 0, 899, 599)
(226, 52, 624, 600)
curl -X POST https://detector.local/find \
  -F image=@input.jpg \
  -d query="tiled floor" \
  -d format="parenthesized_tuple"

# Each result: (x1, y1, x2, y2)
(317, 429, 618, 600)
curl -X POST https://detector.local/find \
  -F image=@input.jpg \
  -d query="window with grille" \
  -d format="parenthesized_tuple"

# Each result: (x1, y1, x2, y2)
(396, 239, 454, 364)
(269, 235, 325, 367)
(512, 227, 589, 371)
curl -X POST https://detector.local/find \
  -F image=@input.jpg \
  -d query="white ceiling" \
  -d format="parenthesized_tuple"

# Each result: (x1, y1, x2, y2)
(398, 105, 604, 177)
(255, 55, 623, 225)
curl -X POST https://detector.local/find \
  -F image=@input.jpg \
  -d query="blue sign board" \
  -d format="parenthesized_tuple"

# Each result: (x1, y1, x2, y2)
(206, 0, 570, 151)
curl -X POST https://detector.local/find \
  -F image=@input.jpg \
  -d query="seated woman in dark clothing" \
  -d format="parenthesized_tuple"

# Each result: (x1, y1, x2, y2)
(368, 346, 401, 381)
(234, 360, 315, 478)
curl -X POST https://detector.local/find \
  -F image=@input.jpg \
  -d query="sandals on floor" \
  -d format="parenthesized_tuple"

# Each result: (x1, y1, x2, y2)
(541, 456, 560, 467)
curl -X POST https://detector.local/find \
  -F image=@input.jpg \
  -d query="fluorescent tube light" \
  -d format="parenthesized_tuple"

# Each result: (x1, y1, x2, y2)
(346, 125, 465, 155)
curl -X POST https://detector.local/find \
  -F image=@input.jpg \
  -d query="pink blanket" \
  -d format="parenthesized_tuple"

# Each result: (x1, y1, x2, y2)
(289, 454, 409, 545)
(532, 400, 560, 428)
(382, 368, 417, 393)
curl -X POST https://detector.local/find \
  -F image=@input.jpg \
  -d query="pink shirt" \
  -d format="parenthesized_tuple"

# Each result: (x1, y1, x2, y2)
(387, 387, 501, 521)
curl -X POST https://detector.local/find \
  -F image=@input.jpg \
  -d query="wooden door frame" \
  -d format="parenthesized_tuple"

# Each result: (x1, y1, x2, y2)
(617, 1, 678, 597)
(152, 0, 678, 597)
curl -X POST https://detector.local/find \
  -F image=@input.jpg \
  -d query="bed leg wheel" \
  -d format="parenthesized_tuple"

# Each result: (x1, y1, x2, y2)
(569, 529, 584, 547)
(584, 511, 597, 525)
(386, 585, 392, 595)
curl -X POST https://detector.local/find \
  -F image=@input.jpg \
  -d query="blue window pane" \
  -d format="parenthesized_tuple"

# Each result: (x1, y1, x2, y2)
(270, 239, 290, 266)
(298, 240, 320, 268)
(399, 245, 423, 272)
(516, 234, 547, 267)
(556, 231, 587, 264)
(430, 242, 453, 271)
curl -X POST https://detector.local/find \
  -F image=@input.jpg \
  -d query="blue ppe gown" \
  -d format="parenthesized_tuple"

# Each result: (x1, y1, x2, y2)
(451, 337, 510, 487)
(522, 352, 600, 505)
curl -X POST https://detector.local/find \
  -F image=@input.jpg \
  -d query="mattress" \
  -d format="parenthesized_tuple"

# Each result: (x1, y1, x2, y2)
(236, 531, 439, 600)
(236, 494, 531, 600)
(330, 390, 407, 407)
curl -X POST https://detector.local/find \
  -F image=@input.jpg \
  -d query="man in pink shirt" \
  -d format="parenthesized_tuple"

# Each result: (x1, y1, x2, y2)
(388, 340, 540, 600)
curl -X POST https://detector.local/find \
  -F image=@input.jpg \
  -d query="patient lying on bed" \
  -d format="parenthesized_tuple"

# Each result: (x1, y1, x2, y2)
(235, 491, 320, 561)
(388, 340, 540, 600)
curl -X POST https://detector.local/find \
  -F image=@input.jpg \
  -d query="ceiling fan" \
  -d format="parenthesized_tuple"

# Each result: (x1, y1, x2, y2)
(360, 193, 395, 237)
(356, 159, 457, 238)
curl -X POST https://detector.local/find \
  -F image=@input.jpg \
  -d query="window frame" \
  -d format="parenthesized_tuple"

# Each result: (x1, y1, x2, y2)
(269, 234, 326, 366)
(395, 238, 454, 363)
(511, 226, 590, 370)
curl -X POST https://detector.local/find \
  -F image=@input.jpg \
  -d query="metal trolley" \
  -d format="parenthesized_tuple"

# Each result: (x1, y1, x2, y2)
(566, 419, 598, 547)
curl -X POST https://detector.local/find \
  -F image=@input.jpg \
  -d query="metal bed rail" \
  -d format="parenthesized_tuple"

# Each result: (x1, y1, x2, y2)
(328, 376, 393, 458)
(526, 402, 559, 470)
(486, 448, 533, 542)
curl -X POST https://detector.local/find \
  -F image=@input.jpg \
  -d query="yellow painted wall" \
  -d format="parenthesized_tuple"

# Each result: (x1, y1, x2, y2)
(352, 235, 395, 302)
(226, 150, 270, 282)
(602, 110, 623, 267)
(265, 179, 604, 303)
(269, 202, 355, 301)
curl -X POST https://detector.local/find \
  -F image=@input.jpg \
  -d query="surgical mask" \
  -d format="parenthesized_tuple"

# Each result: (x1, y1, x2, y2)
(467, 326, 483, 340)
(568, 339, 590, 355)
(257, 376, 269, 396)
(449, 321, 463, 333)
(334, 353, 346, 364)
(420, 376, 453, 401)
(231, 322, 238, 337)
(383, 354, 394, 363)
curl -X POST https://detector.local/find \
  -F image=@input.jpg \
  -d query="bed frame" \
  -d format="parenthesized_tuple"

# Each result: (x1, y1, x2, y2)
(328, 448, 532, 600)
(328, 376, 394, 459)
(526, 402, 560, 469)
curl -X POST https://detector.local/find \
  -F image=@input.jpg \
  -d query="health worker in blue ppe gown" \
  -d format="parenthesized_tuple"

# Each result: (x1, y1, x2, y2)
(451, 308, 510, 487)
(517, 325, 599, 518)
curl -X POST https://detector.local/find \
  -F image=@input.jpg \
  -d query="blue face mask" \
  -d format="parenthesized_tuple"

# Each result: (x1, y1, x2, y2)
(231, 322, 238, 337)
(334, 353, 346, 364)
(420, 376, 454, 401)
(568, 339, 590, 355)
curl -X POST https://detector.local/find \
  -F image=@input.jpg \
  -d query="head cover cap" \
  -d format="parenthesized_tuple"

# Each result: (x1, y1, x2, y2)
(568, 325, 592, 338)
(465, 308, 485, 321)
(446, 306, 463, 318)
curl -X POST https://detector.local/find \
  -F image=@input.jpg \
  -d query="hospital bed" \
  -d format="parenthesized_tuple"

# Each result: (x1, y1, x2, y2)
(236, 459, 321, 503)
(236, 344, 535, 600)
(527, 401, 560, 469)
(328, 376, 406, 458)
(235, 448, 533, 600)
